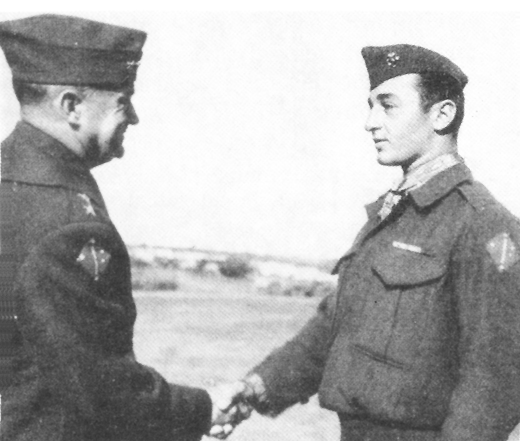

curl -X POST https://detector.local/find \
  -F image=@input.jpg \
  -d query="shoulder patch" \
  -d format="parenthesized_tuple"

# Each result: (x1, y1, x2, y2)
(76, 238, 111, 281)
(486, 232, 519, 272)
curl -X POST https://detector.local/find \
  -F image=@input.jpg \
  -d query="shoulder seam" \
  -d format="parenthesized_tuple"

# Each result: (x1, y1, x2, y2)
(456, 182, 496, 214)
(23, 220, 118, 258)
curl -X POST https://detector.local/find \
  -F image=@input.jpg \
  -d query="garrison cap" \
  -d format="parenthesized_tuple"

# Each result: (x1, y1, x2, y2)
(0, 14, 147, 88)
(361, 44, 468, 91)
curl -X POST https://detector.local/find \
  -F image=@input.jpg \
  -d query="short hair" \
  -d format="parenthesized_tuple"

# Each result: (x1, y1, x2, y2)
(12, 80, 49, 105)
(12, 80, 94, 106)
(416, 72, 465, 136)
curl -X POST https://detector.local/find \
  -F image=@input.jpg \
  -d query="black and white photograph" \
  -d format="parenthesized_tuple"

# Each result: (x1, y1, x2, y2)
(2, 4, 520, 441)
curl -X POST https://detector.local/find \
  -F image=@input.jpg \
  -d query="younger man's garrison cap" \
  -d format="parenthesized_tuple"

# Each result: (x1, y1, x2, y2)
(0, 14, 147, 88)
(361, 44, 468, 91)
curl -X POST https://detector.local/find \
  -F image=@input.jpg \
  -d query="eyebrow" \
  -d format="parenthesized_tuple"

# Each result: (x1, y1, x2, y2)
(115, 87, 134, 97)
(368, 92, 398, 106)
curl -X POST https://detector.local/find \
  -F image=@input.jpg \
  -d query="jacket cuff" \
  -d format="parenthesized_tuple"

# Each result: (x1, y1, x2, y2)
(169, 384, 213, 436)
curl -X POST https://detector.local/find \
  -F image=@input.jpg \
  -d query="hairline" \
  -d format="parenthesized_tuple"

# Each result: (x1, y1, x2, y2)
(13, 80, 134, 106)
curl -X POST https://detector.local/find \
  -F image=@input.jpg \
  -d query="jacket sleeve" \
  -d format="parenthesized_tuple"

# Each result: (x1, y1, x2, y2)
(440, 217, 520, 441)
(15, 222, 212, 440)
(249, 291, 336, 416)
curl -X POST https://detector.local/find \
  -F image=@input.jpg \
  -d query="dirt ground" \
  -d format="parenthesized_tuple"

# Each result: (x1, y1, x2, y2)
(132, 271, 340, 441)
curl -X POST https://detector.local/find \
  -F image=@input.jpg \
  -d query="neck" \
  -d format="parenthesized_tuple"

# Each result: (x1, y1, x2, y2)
(402, 136, 458, 174)
(21, 108, 85, 159)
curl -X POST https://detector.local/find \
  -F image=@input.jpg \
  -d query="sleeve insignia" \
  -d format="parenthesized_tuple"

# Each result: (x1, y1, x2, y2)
(486, 232, 519, 272)
(77, 193, 96, 216)
(76, 239, 111, 281)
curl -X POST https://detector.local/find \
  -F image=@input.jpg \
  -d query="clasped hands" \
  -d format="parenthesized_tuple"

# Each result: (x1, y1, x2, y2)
(207, 379, 256, 439)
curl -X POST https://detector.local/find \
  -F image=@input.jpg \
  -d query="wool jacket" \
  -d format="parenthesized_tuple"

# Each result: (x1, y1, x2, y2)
(0, 122, 212, 441)
(252, 163, 520, 441)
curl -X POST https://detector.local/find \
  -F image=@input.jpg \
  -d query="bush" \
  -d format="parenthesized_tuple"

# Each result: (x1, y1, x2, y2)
(132, 267, 179, 291)
(218, 256, 254, 279)
(260, 279, 336, 298)
(153, 256, 180, 269)
(307, 280, 336, 298)
(130, 256, 152, 269)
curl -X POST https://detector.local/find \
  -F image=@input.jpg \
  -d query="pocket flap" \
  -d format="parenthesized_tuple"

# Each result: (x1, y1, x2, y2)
(373, 248, 446, 287)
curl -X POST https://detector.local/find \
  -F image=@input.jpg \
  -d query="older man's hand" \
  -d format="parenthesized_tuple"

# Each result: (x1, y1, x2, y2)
(207, 381, 252, 439)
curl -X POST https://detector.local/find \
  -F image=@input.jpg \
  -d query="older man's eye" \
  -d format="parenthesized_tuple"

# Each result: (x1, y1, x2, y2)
(117, 97, 130, 109)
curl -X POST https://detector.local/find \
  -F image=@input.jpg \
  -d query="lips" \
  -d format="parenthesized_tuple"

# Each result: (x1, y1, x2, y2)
(373, 139, 388, 152)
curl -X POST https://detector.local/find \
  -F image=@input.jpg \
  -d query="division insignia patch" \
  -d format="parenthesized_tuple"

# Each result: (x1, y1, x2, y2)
(486, 232, 519, 272)
(76, 239, 111, 281)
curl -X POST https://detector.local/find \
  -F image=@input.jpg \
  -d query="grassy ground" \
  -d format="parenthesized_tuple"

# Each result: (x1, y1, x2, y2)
(133, 271, 340, 441)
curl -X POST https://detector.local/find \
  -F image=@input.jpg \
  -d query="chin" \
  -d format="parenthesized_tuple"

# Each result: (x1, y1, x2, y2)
(109, 142, 125, 159)
(376, 155, 400, 167)
(113, 147, 125, 159)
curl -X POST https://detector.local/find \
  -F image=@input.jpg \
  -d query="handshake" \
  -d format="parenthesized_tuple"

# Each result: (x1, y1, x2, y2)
(206, 374, 266, 439)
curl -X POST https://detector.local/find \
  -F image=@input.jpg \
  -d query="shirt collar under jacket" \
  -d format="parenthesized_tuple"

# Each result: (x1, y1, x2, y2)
(396, 153, 462, 193)
(365, 161, 473, 219)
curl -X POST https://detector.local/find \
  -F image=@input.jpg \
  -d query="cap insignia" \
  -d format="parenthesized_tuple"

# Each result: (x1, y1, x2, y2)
(126, 60, 140, 73)
(386, 52, 401, 67)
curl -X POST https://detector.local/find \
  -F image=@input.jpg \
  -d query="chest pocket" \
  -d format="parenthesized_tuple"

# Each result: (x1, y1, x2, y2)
(372, 246, 447, 288)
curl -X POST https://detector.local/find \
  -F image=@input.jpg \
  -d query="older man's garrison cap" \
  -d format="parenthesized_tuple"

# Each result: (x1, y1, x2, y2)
(361, 44, 468, 91)
(0, 14, 147, 88)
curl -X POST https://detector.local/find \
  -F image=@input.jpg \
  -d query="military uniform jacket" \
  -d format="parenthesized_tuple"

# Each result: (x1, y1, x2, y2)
(0, 122, 212, 441)
(252, 163, 520, 440)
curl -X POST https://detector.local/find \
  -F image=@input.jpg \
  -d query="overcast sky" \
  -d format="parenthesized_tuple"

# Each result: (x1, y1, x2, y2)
(2, 9, 520, 259)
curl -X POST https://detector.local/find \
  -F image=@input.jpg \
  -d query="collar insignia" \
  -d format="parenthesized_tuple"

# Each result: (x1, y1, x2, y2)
(78, 193, 96, 216)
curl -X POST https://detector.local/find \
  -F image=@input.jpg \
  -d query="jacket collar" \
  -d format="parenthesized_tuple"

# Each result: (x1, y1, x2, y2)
(1, 121, 106, 209)
(408, 162, 473, 208)
(365, 162, 473, 219)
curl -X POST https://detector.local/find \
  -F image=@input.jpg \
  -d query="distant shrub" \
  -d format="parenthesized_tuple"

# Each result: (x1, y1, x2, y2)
(307, 280, 336, 298)
(130, 256, 152, 269)
(153, 280, 180, 291)
(284, 281, 312, 297)
(260, 279, 335, 298)
(218, 256, 254, 279)
(191, 259, 221, 276)
(193, 259, 209, 274)
(132, 267, 179, 291)
(153, 256, 180, 269)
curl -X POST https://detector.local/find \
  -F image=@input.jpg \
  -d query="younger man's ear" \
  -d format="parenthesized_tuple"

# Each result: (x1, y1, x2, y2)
(431, 99, 456, 132)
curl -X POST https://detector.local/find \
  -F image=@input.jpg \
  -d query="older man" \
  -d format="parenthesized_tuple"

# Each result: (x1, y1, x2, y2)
(218, 45, 520, 441)
(0, 14, 241, 441)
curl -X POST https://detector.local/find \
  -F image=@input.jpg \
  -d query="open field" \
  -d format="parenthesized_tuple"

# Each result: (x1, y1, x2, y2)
(133, 271, 340, 441)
